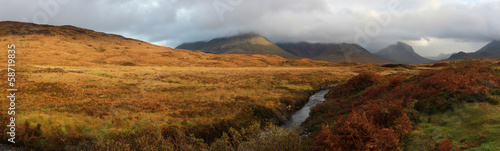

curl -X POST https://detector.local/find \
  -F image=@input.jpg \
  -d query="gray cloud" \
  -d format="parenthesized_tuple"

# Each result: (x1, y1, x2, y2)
(1, 0, 499, 56)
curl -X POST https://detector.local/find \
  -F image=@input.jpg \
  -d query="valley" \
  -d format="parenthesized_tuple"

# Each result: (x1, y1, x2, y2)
(0, 21, 499, 150)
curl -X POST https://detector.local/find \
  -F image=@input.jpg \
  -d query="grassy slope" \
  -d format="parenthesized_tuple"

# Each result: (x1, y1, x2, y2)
(0, 21, 399, 150)
(308, 60, 500, 150)
(406, 102, 500, 150)
(0, 22, 325, 67)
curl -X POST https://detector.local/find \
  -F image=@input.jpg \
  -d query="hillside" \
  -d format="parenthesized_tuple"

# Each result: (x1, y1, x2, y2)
(176, 33, 299, 59)
(0, 21, 332, 67)
(308, 61, 500, 150)
(375, 42, 434, 64)
(276, 42, 387, 64)
(448, 40, 500, 60)
(477, 40, 500, 52)
(175, 41, 207, 50)
(448, 51, 500, 60)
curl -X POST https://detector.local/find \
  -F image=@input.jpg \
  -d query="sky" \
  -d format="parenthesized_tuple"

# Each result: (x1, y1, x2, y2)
(1, 0, 500, 57)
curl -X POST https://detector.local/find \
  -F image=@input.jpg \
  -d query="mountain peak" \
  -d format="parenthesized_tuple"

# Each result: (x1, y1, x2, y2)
(233, 32, 262, 38)
(397, 41, 408, 46)
(395, 42, 414, 52)
(176, 33, 298, 59)
(205, 32, 275, 46)
(375, 42, 432, 64)
(477, 40, 500, 52)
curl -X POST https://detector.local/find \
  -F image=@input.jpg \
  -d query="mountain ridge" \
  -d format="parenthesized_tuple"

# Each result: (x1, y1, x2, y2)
(477, 40, 500, 52)
(447, 40, 500, 60)
(176, 33, 299, 59)
(276, 42, 387, 64)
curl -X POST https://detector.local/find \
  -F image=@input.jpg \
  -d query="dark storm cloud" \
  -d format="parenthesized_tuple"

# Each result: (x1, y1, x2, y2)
(1, 0, 499, 56)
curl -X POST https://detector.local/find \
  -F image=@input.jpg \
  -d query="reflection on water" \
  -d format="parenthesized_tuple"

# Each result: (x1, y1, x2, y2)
(286, 89, 330, 128)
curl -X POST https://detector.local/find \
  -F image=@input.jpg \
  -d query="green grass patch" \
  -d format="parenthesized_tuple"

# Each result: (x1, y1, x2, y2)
(404, 102, 500, 150)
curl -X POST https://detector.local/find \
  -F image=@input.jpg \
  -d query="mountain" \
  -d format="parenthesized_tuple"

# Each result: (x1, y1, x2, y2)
(0, 21, 333, 67)
(375, 42, 433, 64)
(276, 42, 387, 64)
(447, 51, 500, 60)
(477, 40, 500, 52)
(447, 40, 500, 60)
(176, 33, 298, 59)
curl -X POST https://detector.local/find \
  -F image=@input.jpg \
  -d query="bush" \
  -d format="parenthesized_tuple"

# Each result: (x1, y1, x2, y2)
(310, 61, 499, 150)
(430, 63, 449, 67)
(381, 64, 416, 70)
(314, 99, 413, 151)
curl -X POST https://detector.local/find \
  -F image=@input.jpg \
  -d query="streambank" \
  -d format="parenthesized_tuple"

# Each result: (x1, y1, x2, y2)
(284, 84, 335, 128)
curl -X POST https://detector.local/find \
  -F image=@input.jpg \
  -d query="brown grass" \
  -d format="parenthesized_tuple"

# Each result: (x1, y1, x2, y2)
(309, 61, 500, 150)
(0, 63, 384, 149)
(1, 21, 490, 150)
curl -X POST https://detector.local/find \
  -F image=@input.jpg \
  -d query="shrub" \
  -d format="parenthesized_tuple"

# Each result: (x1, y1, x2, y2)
(430, 63, 449, 67)
(17, 121, 41, 149)
(314, 99, 413, 151)
(311, 61, 499, 150)
(432, 139, 453, 151)
(381, 64, 416, 70)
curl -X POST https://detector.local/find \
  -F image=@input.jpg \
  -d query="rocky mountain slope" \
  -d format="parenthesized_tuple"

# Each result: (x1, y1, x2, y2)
(176, 33, 298, 59)
(276, 42, 387, 64)
(375, 42, 434, 64)
(448, 40, 500, 60)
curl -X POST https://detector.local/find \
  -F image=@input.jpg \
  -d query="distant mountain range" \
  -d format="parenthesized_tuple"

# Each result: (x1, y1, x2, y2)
(374, 42, 434, 64)
(8, 20, 497, 66)
(178, 33, 386, 64)
(447, 40, 500, 60)
(176, 33, 298, 59)
(276, 42, 387, 63)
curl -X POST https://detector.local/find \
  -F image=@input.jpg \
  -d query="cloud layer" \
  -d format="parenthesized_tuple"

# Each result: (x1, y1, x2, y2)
(1, 0, 499, 56)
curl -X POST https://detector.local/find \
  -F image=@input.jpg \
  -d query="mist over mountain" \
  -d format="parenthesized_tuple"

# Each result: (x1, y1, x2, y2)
(375, 42, 434, 64)
(424, 53, 456, 61)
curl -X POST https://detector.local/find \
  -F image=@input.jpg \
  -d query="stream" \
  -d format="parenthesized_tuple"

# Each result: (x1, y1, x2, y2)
(285, 89, 331, 128)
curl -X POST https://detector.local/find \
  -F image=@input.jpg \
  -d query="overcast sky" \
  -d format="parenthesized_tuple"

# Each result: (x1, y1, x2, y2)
(1, 0, 499, 57)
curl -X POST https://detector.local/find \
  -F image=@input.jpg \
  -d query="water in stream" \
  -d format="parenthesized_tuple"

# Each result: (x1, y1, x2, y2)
(286, 89, 330, 128)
